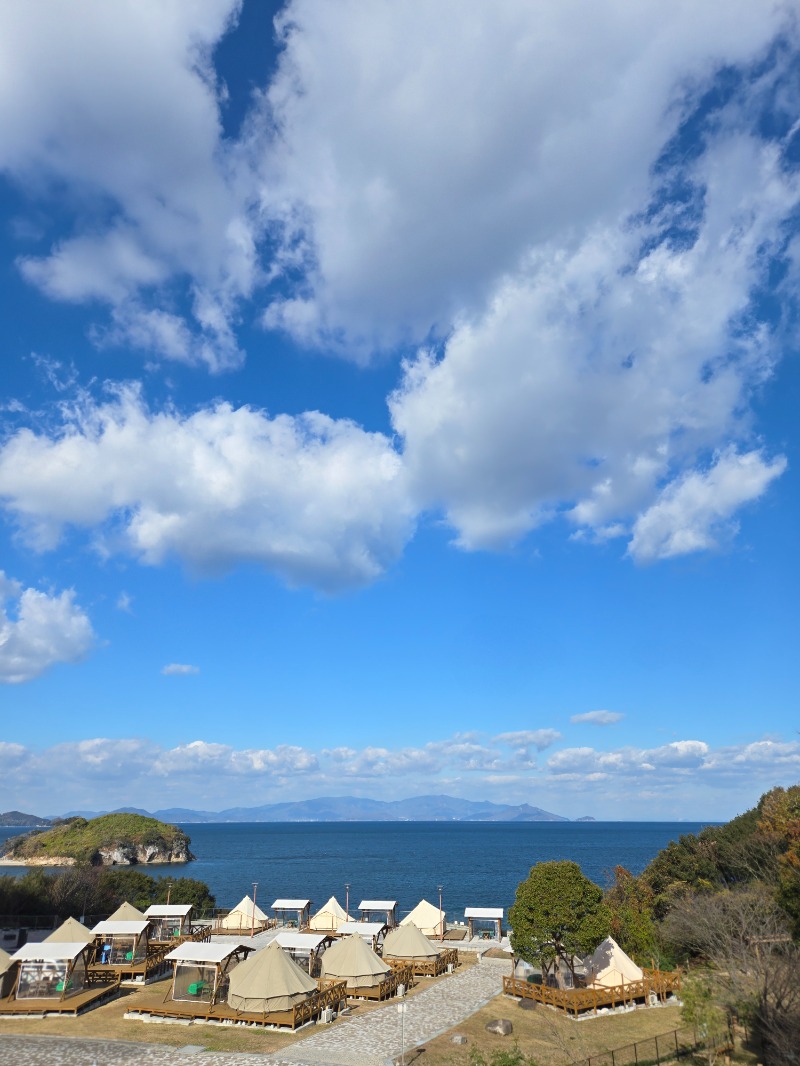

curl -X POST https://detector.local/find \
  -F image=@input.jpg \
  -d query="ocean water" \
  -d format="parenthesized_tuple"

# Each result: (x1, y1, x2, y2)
(0, 821, 708, 921)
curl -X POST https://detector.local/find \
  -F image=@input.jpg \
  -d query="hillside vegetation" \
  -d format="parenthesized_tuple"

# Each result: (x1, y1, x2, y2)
(2, 813, 194, 865)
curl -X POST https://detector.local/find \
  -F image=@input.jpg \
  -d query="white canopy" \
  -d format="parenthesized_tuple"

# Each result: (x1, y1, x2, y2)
(92, 920, 150, 936)
(272, 899, 310, 910)
(320, 933, 389, 990)
(227, 941, 317, 1013)
(383, 923, 438, 961)
(165, 942, 248, 963)
(358, 900, 396, 910)
(144, 904, 192, 918)
(275, 932, 328, 952)
(464, 907, 503, 919)
(337, 921, 385, 942)
(401, 899, 444, 937)
(45, 917, 93, 944)
(309, 895, 350, 932)
(585, 936, 644, 988)
(12, 942, 87, 962)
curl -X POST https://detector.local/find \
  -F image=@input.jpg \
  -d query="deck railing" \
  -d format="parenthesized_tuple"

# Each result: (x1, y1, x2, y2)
(502, 968, 681, 1016)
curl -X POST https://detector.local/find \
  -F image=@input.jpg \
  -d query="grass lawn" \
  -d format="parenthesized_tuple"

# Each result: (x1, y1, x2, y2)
(416, 995, 685, 1065)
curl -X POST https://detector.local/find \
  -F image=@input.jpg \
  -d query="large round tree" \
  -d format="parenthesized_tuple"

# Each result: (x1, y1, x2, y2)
(509, 859, 611, 980)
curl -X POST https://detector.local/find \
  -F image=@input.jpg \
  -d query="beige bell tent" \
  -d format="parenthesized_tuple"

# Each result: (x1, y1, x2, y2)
(308, 896, 350, 933)
(107, 901, 146, 922)
(319, 933, 389, 991)
(383, 923, 438, 962)
(401, 898, 444, 938)
(227, 941, 316, 1013)
(585, 936, 643, 988)
(45, 917, 94, 944)
(218, 895, 269, 932)
(0, 946, 13, 997)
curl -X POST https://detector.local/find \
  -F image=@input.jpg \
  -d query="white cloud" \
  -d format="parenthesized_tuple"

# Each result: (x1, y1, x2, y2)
(0, 571, 94, 683)
(0, 386, 413, 591)
(494, 730, 561, 751)
(161, 663, 200, 676)
(571, 711, 624, 726)
(628, 447, 787, 562)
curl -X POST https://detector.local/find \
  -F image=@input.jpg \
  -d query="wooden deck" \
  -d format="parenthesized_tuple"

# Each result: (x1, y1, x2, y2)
(126, 979, 348, 1030)
(319, 964, 414, 1001)
(502, 969, 681, 1016)
(88, 941, 175, 985)
(0, 978, 120, 1017)
(386, 949, 459, 977)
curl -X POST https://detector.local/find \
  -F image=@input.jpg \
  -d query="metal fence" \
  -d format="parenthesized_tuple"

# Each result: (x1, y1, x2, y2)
(578, 1024, 734, 1066)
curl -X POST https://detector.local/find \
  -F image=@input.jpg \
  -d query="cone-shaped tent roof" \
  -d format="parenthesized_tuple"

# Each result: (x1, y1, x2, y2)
(108, 901, 145, 921)
(0, 947, 11, 976)
(45, 917, 94, 944)
(401, 898, 444, 937)
(383, 923, 439, 961)
(320, 933, 390, 990)
(586, 936, 643, 988)
(227, 941, 317, 1013)
(219, 894, 268, 928)
(308, 895, 350, 932)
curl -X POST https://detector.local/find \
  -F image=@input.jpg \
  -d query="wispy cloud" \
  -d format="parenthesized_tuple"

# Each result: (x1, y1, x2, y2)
(571, 711, 624, 726)
(161, 663, 200, 676)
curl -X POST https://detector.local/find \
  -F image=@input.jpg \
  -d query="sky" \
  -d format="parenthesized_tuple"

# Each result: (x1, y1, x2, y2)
(0, 0, 799, 820)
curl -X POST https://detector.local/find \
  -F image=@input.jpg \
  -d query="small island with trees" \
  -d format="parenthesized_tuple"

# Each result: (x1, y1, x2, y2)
(0, 812, 194, 866)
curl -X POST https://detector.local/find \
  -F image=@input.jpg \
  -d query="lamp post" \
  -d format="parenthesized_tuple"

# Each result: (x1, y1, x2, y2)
(251, 882, 258, 939)
(345, 882, 350, 920)
(166, 880, 174, 905)
(438, 885, 443, 941)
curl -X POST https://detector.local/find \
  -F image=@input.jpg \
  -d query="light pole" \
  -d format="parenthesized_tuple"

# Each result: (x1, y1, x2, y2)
(166, 880, 174, 905)
(251, 882, 258, 939)
(345, 882, 350, 920)
(438, 884, 443, 941)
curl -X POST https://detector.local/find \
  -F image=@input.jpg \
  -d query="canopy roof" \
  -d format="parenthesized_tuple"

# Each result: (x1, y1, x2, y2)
(0, 947, 12, 976)
(144, 904, 192, 918)
(586, 936, 643, 988)
(92, 919, 150, 936)
(108, 901, 146, 921)
(272, 899, 310, 910)
(464, 907, 503, 919)
(337, 921, 385, 938)
(358, 900, 396, 910)
(275, 932, 328, 952)
(320, 933, 389, 989)
(383, 923, 439, 960)
(309, 896, 350, 931)
(227, 941, 316, 1013)
(166, 942, 249, 964)
(12, 942, 87, 962)
(401, 899, 444, 935)
(45, 917, 93, 944)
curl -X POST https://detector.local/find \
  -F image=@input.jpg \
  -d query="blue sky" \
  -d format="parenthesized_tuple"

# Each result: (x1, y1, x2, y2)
(0, 0, 799, 819)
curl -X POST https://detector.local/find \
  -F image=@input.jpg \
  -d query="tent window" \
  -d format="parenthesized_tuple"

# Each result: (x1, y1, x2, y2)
(16, 959, 84, 999)
(99, 935, 145, 965)
(172, 962, 218, 1003)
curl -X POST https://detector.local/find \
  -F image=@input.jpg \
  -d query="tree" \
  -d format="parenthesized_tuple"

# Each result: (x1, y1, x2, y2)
(509, 860, 610, 980)
(153, 876, 215, 913)
(680, 972, 730, 1066)
(605, 866, 659, 965)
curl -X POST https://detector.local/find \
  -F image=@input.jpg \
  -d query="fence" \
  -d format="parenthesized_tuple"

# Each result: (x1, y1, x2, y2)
(577, 1023, 734, 1066)
(503, 970, 682, 1016)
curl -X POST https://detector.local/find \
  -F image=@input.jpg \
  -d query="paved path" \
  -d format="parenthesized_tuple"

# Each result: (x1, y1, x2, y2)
(0, 957, 507, 1066)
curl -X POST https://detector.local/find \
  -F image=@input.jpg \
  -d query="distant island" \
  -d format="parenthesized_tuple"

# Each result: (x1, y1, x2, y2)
(0, 813, 194, 866)
(53, 795, 574, 823)
(0, 810, 52, 827)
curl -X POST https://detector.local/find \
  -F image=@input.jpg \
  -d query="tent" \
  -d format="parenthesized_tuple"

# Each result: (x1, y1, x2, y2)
(10, 942, 90, 1000)
(0, 947, 13, 997)
(585, 936, 643, 988)
(308, 895, 350, 933)
(108, 901, 146, 922)
(383, 923, 438, 962)
(165, 941, 251, 1005)
(227, 941, 316, 1013)
(217, 895, 269, 931)
(320, 933, 390, 991)
(401, 899, 444, 938)
(45, 917, 93, 944)
(143, 904, 193, 941)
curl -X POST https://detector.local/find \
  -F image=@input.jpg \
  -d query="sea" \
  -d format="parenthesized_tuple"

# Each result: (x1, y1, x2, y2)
(0, 820, 708, 922)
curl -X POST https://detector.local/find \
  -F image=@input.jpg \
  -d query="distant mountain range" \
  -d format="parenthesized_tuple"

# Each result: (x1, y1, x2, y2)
(51, 795, 593, 823)
(0, 810, 52, 827)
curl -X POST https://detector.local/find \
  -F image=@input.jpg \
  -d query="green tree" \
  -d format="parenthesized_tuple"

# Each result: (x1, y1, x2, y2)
(680, 972, 729, 1066)
(153, 876, 215, 913)
(509, 860, 611, 980)
(605, 866, 659, 965)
